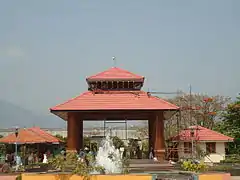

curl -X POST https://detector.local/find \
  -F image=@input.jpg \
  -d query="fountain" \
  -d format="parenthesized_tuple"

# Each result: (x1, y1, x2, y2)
(95, 134, 122, 174)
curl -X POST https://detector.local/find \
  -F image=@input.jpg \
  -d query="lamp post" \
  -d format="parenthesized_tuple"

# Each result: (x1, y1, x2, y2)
(15, 127, 19, 171)
(190, 128, 194, 159)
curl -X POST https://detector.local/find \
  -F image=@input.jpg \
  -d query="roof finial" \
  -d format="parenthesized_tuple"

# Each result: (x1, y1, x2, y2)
(112, 56, 116, 67)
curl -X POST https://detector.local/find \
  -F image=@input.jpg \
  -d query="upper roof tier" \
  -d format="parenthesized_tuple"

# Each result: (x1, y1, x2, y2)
(86, 67, 145, 82)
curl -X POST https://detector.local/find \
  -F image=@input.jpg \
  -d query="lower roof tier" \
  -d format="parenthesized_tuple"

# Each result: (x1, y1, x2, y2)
(50, 90, 179, 111)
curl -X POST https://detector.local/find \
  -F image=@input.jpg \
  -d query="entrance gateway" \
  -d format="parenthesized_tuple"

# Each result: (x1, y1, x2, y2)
(50, 67, 179, 161)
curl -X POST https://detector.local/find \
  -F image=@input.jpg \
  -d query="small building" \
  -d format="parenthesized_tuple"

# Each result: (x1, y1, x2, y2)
(169, 126, 234, 163)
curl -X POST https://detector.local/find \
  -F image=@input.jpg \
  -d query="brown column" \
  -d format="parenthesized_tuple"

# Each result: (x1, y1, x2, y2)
(79, 118, 83, 150)
(148, 115, 155, 153)
(152, 111, 165, 161)
(67, 112, 83, 152)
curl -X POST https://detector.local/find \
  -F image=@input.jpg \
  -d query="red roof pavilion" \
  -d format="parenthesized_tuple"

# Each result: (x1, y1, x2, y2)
(50, 66, 179, 160)
(50, 67, 179, 120)
(0, 127, 61, 144)
(169, 126, 234, 142)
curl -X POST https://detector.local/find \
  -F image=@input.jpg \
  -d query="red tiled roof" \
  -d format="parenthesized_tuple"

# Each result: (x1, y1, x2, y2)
(50, 90, 179, 111)
(29, 127, 61, 143)
(86, 67, 144, 81)
(170, 126, 234, 142)
(0, 127, 61, 144)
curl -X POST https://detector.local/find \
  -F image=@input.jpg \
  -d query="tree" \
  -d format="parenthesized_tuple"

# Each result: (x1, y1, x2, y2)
(111, 136, 125, 149)
(214, 96, 240, 154)
(215, 96, 240, 136)
(136, 127, 148, 138)
(83, 136, 91, 148)
(167, 94, 230, 130)
(55, 134, 67, 142)
(163, 93, 231, 143)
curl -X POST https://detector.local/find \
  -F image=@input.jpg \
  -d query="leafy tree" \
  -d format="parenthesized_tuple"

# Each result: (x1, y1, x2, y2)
(136, 127, 148, 138)
(128, 138, 139, 158)
(55, 134, 67, 142)
(83, 136, 91, 148)
(54, 135, 93, 150)
(111, 136, 125, 149)
(166, 94, 230, 135)
(214, 96, 240, 154)
(215, 96, 240, 137)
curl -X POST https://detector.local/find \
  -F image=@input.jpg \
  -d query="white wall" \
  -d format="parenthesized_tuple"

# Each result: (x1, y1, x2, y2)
(204, 142, 226, 163)
(178, 141, 226, 163)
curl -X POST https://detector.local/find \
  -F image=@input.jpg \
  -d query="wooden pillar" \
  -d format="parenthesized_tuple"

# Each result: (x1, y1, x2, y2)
(67, 112, 83, 152)
(79, 118, 83, 150)
(152, 111, 165, 161)
(148, 115, 155, 153)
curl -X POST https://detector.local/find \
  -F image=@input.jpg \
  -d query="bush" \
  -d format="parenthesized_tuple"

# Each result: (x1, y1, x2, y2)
(220, 155, 240, 164)
(16, 175, 22, 180)
(220, 159, 240, 163)
(209, 165, 233, 172)
(181, 160, 208, 173)
(48, 152, 105, 177)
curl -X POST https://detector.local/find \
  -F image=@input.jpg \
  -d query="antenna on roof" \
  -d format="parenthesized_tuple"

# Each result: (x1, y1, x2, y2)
(112, 56, 116, 67)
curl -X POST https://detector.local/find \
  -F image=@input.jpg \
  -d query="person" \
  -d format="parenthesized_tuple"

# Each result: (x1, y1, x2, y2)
(78, 149, 85, 162)
(5, 153, 10, 163)
(60, 148, 65, 155)
(83, 147, 90, 166)
(34, 153, 39, 163)
(149, 147, 154, 159)
(28, 153, 34, 165)
(136, 146, 142, 159)
(79, 149, 85, 157)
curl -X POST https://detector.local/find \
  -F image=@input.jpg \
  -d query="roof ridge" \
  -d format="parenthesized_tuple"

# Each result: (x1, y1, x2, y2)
(28, 128, 49, 142)
(190, 125, 232, 138)
(112, 67, 144, 77)
(201, 126, 234, 139)
(171, 125, 233, 141)
(29, 127, 61, 142)
(151, 95, 180, 109)
(86, 67, 144, 79)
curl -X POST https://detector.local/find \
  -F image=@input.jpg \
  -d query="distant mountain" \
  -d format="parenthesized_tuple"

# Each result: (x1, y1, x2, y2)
(0, 100, 65, 128)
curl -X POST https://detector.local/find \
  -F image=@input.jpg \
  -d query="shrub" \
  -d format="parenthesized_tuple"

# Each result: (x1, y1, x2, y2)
(181, 160, 208, 173)
(16, 175, 22, 180)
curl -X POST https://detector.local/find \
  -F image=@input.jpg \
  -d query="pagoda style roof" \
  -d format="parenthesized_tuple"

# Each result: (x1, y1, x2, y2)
(86, 67, 144, 82)
(50, 90, 179, 111)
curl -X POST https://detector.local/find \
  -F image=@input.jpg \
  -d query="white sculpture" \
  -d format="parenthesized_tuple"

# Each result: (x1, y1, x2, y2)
(42, 154, 48, 163)
(16, 155, 22, 170)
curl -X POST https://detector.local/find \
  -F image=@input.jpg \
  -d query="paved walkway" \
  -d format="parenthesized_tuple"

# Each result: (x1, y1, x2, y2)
(0, 175, 17, 180)
(232, 177, 240, 180)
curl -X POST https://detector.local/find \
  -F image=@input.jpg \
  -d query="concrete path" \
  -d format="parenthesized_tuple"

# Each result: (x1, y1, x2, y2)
(0, 175, 17, 180)
(232, 177, 240, 180)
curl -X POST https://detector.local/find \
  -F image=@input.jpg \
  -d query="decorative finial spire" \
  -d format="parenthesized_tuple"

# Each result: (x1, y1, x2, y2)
(112, 56, 116, 67)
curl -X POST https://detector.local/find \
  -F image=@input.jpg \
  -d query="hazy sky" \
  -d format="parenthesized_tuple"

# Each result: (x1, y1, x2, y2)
(0, 0, 239, 117)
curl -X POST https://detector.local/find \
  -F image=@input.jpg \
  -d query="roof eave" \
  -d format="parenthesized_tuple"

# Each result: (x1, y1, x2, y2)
(86, 77, 145, 82)
(170, 139, 234, 142)
(50, 108, 179, 112)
